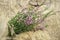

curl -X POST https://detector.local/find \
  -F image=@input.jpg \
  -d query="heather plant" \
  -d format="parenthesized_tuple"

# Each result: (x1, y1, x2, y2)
(8, 12, 40, 34)
(8, 10, 53, 35)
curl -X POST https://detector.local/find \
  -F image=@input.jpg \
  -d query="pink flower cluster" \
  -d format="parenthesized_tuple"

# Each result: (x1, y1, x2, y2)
(24, 16, 33, 25)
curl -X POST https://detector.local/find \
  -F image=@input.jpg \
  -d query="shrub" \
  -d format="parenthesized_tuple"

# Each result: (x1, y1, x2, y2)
(8, 12, 40, 34)
(8, 10, 53, 35)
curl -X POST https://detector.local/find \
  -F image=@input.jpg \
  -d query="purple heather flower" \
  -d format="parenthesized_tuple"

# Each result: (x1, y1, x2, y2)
(24, 16, 33, 25)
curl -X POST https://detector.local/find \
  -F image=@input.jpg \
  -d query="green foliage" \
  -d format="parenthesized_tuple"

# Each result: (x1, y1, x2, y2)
(8, 10, 53, 35)
(8, 12, 38, 34)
